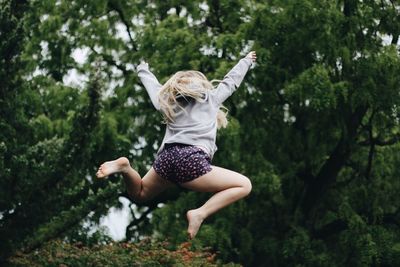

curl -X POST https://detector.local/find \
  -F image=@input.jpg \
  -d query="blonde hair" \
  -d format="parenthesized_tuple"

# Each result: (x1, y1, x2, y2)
(158, 70, 228, 129)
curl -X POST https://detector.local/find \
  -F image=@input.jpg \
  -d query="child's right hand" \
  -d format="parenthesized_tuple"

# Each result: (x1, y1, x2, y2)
(246, 51, 257, 62)
(140, 60, 148, 66)
(137, 60, 149, 71)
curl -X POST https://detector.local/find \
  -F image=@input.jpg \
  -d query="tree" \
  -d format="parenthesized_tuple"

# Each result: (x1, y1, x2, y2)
(1, 0, 400, 266)
(0, 0, 118, 260)
(145, 1, 400, 266)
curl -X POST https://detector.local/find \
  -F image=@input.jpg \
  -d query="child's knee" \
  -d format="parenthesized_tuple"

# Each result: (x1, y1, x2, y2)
(241, 177, 252, 196)
(126, 189, 147, 203)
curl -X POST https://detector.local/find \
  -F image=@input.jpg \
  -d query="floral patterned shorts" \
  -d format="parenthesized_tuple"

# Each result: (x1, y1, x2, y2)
(153, 143, 212, 183)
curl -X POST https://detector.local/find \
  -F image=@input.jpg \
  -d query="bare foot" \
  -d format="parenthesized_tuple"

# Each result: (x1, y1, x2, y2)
(96, 157, 130, 178)
(186, 209, 205, 239)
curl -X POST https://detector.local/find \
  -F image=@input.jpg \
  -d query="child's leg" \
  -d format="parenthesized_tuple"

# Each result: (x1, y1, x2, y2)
(180, 166, 252, 239)
(96, 157, 173, 202)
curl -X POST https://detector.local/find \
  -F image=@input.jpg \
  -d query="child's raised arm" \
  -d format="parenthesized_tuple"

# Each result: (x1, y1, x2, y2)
(213, 51, 257, 105)
(137, 61, 162, 110)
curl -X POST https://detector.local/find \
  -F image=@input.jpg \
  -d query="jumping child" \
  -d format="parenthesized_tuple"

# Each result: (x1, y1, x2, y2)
(96, 51, 257, 239)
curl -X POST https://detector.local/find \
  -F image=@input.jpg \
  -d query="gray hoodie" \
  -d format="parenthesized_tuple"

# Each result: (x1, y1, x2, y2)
(137, 57, 253, 159)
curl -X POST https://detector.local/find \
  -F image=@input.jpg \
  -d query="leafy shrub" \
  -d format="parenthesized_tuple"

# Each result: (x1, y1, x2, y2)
(8, 238, 240, 267)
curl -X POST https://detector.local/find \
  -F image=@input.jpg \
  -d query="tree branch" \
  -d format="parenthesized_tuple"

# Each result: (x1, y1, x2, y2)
(89, 46, 129, 76)
(22, 184, 119, 252)
(365, 111, 375, 180)
(392, 34, 399, 45)
(125, 204, 157, 240)
(298, 105, 368, 219)
(107, 0, 138, 51)
(313, 208, 400, 239)
(359, 133, 400, 146)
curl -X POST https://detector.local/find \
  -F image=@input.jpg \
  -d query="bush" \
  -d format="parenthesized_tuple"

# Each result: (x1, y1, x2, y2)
(8, 238, 240, 267)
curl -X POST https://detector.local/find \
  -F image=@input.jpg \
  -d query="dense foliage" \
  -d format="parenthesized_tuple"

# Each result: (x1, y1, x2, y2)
(1, 0, 400, 266)
(8, 239, 238, 267)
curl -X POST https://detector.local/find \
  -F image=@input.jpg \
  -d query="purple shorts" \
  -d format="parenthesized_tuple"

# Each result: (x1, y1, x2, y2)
(153, 143, 212, 183)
